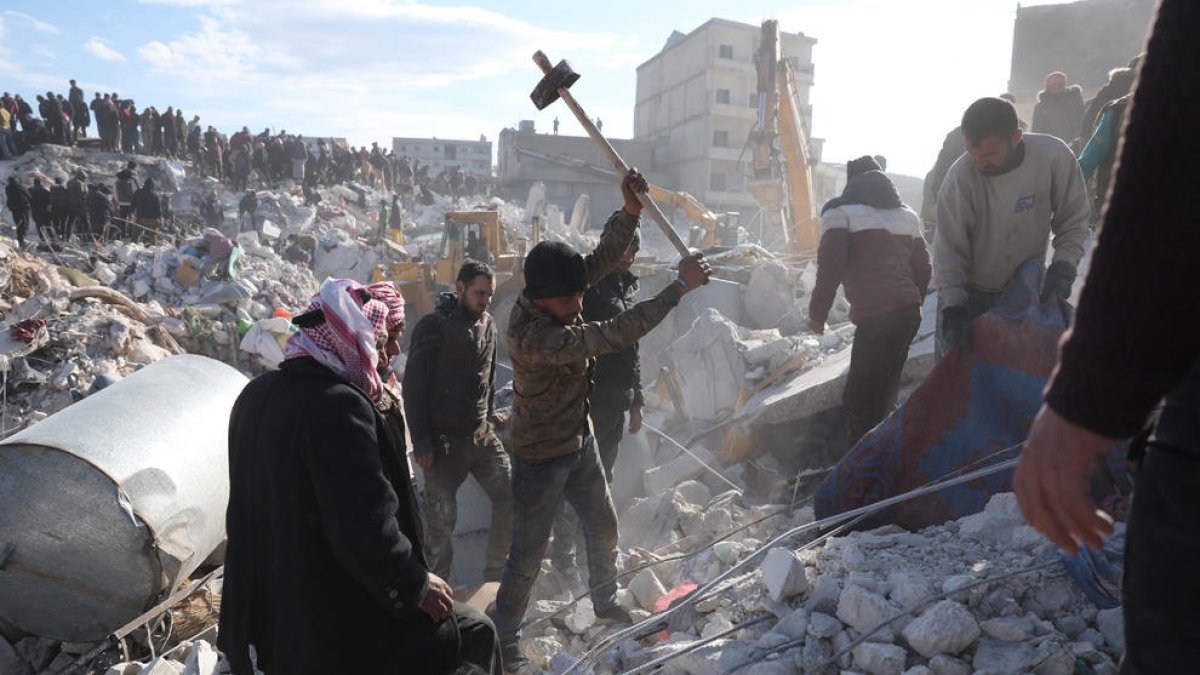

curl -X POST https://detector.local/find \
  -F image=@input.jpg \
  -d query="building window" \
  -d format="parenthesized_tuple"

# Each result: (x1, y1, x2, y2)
(712, 130, 729, 147)
(715, 88, 731, 105)
(718, 44, 733, 59)
(710, 172, 727, 191)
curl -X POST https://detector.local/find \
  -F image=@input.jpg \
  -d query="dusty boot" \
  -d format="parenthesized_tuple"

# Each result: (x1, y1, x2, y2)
(500, 640, 529, 674)
(594, 604, 634, 626)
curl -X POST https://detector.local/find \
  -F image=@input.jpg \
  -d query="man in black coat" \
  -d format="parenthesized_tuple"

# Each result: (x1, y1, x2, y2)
(29, 179, 52, 244)
(5, 177, 31, 247)
(68, 80, 88, 140)
(220, 279, 499, 675)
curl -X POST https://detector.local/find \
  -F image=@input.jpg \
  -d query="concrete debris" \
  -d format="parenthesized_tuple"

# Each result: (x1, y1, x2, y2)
(901, 600, 980, 658)
(505, 491, 1124, 675)
(762, 548, 809, 602)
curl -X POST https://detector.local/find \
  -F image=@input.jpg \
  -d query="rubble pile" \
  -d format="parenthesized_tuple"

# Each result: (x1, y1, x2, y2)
(524, 492, 1122, 675)
(0, 637, 224, 675)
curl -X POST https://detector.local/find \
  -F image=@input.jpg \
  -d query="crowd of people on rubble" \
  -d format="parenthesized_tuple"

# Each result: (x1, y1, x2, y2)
(1, 79, 486, 250)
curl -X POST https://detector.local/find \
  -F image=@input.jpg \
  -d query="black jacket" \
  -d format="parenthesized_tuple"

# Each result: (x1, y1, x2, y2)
(219, 357, 445, 675)
(583, 270, 644, 407)
(29, 183, 50, 221)
(5, 182, 30, 211)
(403, 293, 497, 454)
(132, 181, 162, 219)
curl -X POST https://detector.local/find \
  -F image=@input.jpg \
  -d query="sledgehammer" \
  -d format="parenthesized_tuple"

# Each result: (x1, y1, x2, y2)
(530, 50, 692, 259)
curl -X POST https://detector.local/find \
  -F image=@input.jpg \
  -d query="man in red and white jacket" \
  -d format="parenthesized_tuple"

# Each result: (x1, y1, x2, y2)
(808, 156, 932, 442)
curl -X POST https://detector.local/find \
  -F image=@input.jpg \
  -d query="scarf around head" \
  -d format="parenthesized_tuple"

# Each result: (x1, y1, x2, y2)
(284, 278, 397, 403)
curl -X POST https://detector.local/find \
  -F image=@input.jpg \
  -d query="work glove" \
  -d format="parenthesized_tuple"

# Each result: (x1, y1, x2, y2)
(941, 305, 970, 352)
(1040, 261, 1076, 304)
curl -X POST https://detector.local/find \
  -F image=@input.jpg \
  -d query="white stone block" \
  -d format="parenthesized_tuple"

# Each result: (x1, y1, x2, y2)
(182, 640, 219, 675)
(1096, 607, 1124, 651)
(628, 568, 667, 612)
(807, 612, 842, 639)
(774, 607, 809, 640)
(762, 547, 809, 602)
(979, 616, 1032, 642)
(928, 654, 971, 675)
(901, 600, 980, 659)
(836, 584, 894, 634)
(852, 642, 907, 675)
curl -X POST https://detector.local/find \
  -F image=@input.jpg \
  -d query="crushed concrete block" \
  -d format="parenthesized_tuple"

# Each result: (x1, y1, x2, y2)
(643, 445, 717, 496)
(887, 570, 930, 610)
(774, 607, 809, 640)
(628, 568, 667, 612)
(1021, 577, 1074, 615)
(806, 574, 842, 614)
(523, 637, 562, 669)
(927, 654, 971, 675)
(807, 612, 842, 639)
(181, 640, 219, 675)
(713, 540, 744, 565)
(701, 613, 734, 640)
(755, 631, 791, 649)
(138, 658, 184, 675)
(743, 659, 795, 675)
(901, 600, 980, 658)
(1077, 627, 1105, 650)
(702, 507, 733, 535)
(103, 665, 145, 675)
(1096, 607, 1124, 651)
(674, 479, 712, 507)
(979, 616, 1032, 642)
(971, 637, 1036, 673)
(903, 668, 934, 675)
(564, 599, 596, 635)
(1054, 614, 1087, 638)
(852, 642, 907, 675)
(836, 584, 894, 634)
(762, 547, 809, 602)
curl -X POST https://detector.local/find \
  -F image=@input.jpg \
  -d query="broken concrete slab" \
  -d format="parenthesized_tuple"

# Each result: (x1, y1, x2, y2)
(761, 547, 809, 602)
(901, 600, 980, 658)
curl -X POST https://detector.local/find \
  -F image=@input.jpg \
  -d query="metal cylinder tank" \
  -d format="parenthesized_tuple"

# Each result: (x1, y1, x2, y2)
(0, 355, 247, 641)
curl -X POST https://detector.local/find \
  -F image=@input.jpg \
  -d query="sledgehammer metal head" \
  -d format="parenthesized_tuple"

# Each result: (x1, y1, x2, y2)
(530, 51, 580, 110)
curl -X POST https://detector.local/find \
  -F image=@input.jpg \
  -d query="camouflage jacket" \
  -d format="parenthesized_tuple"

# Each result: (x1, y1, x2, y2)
(507, 209, 682, 460)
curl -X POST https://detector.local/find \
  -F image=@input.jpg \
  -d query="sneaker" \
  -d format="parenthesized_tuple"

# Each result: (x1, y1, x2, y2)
(594, 604, 634, 626)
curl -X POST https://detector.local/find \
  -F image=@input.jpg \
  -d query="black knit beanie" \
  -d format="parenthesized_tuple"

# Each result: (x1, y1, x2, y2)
(524, 241, 587, 299)
(846, 156, 882, 180)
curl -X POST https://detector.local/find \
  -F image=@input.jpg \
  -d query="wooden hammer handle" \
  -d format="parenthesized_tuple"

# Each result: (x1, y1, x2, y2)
(533, 51, 692, 258)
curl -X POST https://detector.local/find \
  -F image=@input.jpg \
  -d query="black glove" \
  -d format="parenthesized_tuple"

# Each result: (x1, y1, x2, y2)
(1040, 261, 1076, 304)
(942, 305, 970, 352)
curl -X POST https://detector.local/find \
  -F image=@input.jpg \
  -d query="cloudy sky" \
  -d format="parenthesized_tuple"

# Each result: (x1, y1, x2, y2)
(1, 0, 1077, 177)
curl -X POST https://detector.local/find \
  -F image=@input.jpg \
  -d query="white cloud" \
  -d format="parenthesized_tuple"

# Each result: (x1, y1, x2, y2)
(125, 0, 638, 148)
(4, 11, 60, 34)
(84, 37, 128, 63)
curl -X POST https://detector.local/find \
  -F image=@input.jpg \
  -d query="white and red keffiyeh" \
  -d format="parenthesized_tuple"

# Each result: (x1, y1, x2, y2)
(284, 278, 391, 403)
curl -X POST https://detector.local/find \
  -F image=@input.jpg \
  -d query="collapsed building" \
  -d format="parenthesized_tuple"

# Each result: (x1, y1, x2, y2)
(0, 130, 1128, 675)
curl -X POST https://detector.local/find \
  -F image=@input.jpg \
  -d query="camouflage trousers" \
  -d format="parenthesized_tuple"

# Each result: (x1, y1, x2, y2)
(421, 431, 513, 583)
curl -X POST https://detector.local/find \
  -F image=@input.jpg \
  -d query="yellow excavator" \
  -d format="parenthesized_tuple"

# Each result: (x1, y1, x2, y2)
(371, 210, 529, 320)
(749, 18, 819, 259)
(645, 185, 742, 249)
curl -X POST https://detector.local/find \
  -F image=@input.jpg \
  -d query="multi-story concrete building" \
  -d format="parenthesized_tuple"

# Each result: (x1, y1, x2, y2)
(496, 121, 662, 229)
(634, 18, 819, 220)
(391, 136, 493, 176)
